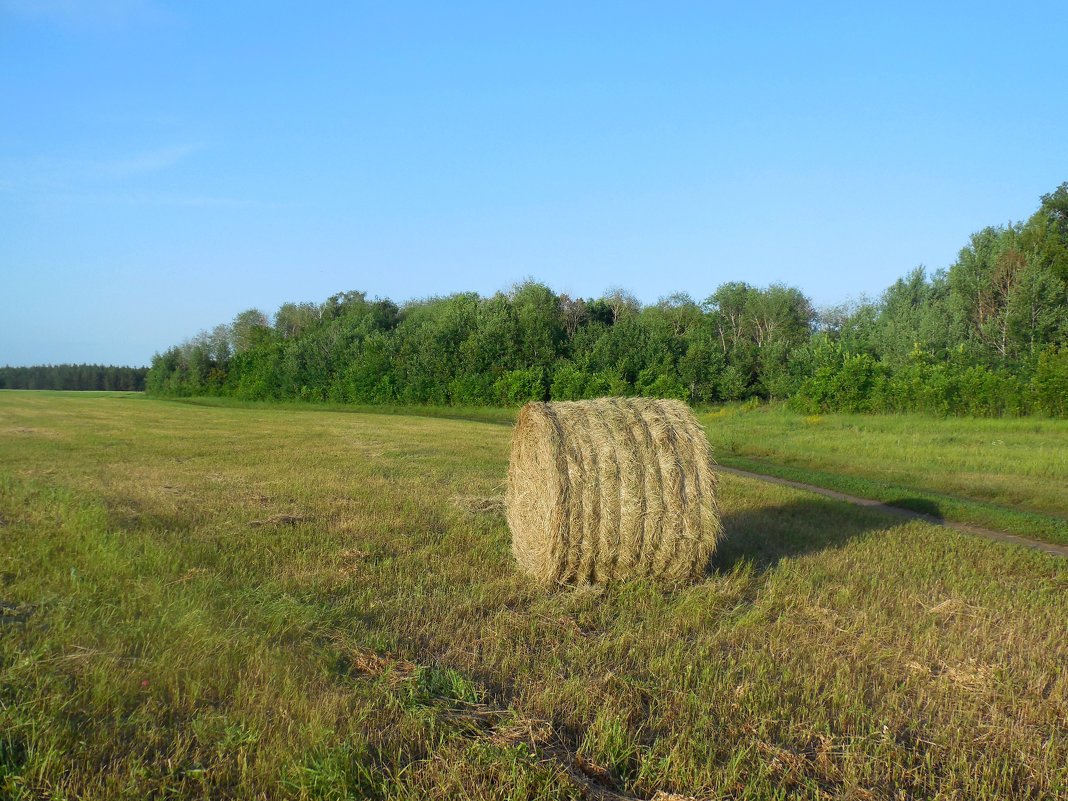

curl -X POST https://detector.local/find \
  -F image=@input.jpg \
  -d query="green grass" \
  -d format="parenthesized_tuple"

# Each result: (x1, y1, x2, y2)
(700, 404, 1068, 545)
(1, 391, 1066, 799)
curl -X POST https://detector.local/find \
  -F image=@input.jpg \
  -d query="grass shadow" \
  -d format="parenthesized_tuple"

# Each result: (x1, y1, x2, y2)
(711, 498, 895, 574)
(105, 495, 193, 536)
(0, 600, 35, 626)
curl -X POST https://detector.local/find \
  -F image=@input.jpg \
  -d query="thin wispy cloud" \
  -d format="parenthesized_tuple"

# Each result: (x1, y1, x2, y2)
(2, 0, 172, 29)
(0, 142, 263, 208)
(1, 142, 202, 186)
(92, 143, 202, 178)
(41, 190, 279, 210)
(104, 192, 264, 209)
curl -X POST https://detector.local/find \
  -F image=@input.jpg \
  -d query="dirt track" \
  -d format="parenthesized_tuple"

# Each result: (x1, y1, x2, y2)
(716, 465, 1068, 559)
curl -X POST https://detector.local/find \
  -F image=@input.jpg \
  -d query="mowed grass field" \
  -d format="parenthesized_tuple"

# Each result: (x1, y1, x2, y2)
(1, 392, 1066, 800)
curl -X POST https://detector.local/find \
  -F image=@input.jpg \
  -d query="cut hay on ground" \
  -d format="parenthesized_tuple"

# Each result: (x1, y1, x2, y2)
(450, 495, 506, 515)
(505, 397, 722, 585)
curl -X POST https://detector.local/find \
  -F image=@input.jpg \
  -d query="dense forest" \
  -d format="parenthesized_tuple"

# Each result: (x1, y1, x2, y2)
(147, 184, 1068, 417)
(0, 364, 147, 392)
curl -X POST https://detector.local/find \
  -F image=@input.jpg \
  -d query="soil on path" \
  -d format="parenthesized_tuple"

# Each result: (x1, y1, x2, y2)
(716, 465, 1068, 559)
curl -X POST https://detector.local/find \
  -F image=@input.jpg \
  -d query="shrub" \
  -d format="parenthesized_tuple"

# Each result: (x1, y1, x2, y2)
(448, 374, 495, 405)
(1034, 346, 1068, 416)
(550, 361, 587, 401)
(717, 364, 749, 401)
(583, 370, 631, 398)
(635, 365, 688, 400)
(493, 368, 547, 405)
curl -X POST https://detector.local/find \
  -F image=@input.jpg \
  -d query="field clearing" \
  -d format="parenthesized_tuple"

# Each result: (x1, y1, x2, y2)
(1, 392, 1066, 800)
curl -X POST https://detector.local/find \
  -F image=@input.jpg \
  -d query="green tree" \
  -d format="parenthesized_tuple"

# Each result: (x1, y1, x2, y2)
(510, 281, 563, 368)
(274, 302, 321, 339)
(231, 309, 271, 354)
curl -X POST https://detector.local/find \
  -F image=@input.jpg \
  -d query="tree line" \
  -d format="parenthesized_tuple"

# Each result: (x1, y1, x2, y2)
(147, 183, 1068, 417)
(0, 364, 147, 392)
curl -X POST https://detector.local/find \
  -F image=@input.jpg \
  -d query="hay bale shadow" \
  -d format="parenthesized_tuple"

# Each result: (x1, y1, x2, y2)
(886, 497, 943, 522)
(710, 498, 894, 574)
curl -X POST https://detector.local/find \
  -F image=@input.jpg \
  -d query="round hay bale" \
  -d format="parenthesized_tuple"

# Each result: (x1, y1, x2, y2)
(505, 397, 722, 585)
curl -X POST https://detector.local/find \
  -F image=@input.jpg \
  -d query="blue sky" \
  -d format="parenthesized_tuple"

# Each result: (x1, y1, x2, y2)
(2, 1, 1066, 366)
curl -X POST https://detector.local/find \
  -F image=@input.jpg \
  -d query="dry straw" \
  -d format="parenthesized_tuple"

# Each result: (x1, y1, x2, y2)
(506, 397, 722, 585)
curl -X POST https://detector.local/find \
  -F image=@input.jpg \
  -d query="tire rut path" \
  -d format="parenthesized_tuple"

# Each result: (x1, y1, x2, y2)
(716, 465, 1068, 559)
